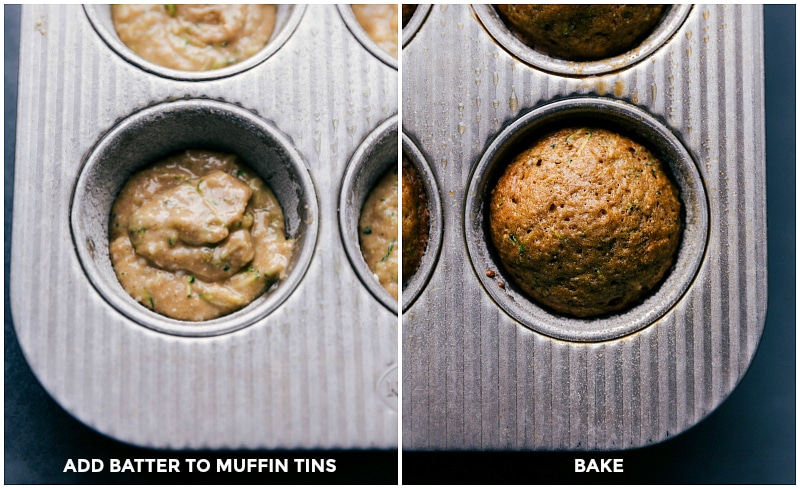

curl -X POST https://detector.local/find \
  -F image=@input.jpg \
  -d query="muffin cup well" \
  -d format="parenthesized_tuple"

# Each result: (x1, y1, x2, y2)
(464, 97, 708, 342)
(473, 5, 692, 77)
(84, 5, 305, 81)
(339, 116, 399, 314)
(402, 4, 432, 49)
(71, 99, 318, 337)
(337, 5, 398, 70)
(401, 132, 442, 312)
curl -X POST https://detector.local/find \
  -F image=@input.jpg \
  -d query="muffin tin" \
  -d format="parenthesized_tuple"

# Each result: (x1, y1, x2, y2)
(403, 5, 766, 450)
(11, 4, 397, 449)
(402, 5, 432, 49)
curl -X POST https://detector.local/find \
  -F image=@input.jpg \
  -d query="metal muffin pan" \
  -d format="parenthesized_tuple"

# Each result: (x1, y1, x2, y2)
(402, 131, 443, 312)
(465, 97, 709, 343)
(402, 4, 433, 49)
(339, 116, 399, 315)
(403, 5, 766, 450)
(11, 4, 397, 449)
(71, 99, 318, 337)
(84, 5, 306, 81)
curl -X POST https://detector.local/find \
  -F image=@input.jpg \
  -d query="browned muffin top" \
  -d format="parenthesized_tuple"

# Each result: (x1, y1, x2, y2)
(496, 5, 667, 61)
(489, 127, 682, 317)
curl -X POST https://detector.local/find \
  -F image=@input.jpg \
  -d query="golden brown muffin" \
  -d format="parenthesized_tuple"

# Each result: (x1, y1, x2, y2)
(402, 5, 418, 28)
(402, 155, 429, 284)
(496, 5, 667, 61)
(489, 127, 682, 317)
(359, 168, 399, 300)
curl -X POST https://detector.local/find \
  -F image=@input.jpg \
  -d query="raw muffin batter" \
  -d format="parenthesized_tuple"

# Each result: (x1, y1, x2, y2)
(490, 127, 682, 317)
(110, 150, 294, 321)
(496, 5, 667, 61)
(401, 155, 429, 285)
(112, 5, 277, 71)
(402, 5, 418, 27)
(359, 168, 399, 300)
(351, 4, 399, 59)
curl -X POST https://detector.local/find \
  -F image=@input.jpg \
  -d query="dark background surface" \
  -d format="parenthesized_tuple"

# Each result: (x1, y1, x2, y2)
(5, 4, 795, 485)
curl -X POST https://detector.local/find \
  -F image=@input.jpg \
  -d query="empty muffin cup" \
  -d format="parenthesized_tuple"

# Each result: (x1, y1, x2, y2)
(84, 5, 305, 81)
(465, 97, 708, 342)
(339, 116, 399, 314)
(401, 132, 443, 312)
(71, 99, 318, 337)
(473, 4, 692, 76)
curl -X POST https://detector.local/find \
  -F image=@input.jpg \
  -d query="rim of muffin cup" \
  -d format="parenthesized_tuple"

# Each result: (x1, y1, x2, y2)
(473, 5, 693, 76)
(401, 132, 443, 313)
(70, 99, 319, 337)
(83, 5, 306, 81)
(339, 116, 399, 315)
(402, 4, 432, 49)
(337, 5, 398, 71)
(464, 96, 709, 342)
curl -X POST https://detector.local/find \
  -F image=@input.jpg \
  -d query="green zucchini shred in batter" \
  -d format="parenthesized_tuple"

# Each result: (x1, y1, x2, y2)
(142, 288, 154, 309)
(381, 240, 396, 262)
(247, 266, 261, 281)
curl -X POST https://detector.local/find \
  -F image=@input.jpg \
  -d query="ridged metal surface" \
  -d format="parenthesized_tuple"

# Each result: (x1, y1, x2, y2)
(11, 4, 398, 449)
(402, 4, 766, 450)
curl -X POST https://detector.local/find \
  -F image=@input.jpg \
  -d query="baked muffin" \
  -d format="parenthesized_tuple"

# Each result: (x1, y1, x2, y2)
(402, 155, 429, 284)
(402, 5, 418, 27)
(489, 127, 681, 317)
(496, 5, 667, 61)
